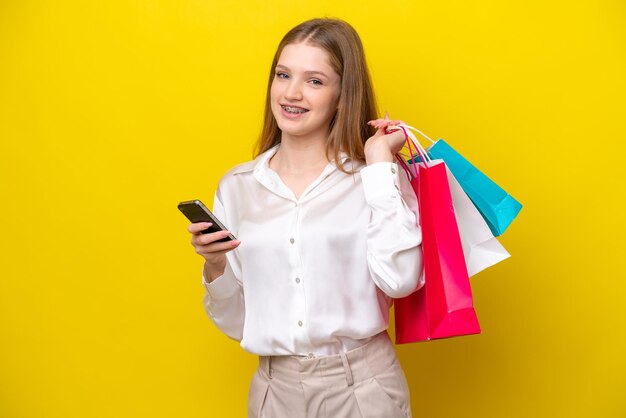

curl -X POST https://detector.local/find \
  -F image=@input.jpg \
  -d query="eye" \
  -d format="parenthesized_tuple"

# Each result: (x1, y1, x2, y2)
(310, 79, 323, 86)
(275, 72, 289, 79)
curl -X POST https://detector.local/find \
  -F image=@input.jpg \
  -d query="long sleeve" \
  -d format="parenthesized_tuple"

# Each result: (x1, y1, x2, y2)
(360, 162, 424, 298)
(201, 193, 245, 341)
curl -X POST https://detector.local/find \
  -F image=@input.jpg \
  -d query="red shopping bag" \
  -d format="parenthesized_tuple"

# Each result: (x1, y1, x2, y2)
(394, 129, 481, 343)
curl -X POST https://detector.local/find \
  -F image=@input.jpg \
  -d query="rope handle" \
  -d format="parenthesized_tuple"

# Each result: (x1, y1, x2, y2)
(397, 124, 436, 145)
(389, 124, 432, 181)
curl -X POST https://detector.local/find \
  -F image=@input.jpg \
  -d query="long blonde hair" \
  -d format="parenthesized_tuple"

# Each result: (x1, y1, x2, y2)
(255, 18, 378, 172)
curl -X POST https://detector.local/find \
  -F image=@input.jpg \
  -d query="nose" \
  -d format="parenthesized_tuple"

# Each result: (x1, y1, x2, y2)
(285, 79, 303, 101)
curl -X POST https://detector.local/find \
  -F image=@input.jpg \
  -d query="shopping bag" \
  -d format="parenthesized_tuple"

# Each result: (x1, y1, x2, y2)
(393, 129, 481, 343)
(397, 126, 511, 277)
(403, 125, 522, 236)
(446, 167, 510, 276)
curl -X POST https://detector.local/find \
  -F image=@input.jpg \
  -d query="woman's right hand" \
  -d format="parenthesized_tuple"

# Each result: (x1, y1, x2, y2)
(188, 222, 241, 282)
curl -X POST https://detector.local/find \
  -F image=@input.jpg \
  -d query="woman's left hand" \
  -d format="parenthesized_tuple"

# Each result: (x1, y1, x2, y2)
(364, 115, 406, 164)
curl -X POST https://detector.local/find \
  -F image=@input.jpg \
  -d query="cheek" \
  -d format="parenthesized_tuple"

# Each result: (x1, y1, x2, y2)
(321, 92, 340, 115)
(331, 93, 340, 111)
(270, 80, 279, 101)
(269, 82, 281, 113)
(323, 84, 340, 109)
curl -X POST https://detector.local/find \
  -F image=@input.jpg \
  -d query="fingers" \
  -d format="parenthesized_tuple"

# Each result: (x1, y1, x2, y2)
(367, 118, 402, 126)
(195, 240, 240, 258)
(192, 233, 240, 256)
(366, 122, 407, 141)
(188, 222, 240, 249)
(367, 114, 402, 125)
(367, 120, 402, 142)
(367, 117, 405, 133)
(191, 228, 237, 245)
(186, 222, 240, 270)
(188, 222, 213, 235)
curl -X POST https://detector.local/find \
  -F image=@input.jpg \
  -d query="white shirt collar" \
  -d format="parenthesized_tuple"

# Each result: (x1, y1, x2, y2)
(232, 144, 354, 202)
(232, 144, 352, 176)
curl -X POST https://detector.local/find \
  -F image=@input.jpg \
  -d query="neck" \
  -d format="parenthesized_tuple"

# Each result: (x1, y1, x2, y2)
(272, 134, 329, 172)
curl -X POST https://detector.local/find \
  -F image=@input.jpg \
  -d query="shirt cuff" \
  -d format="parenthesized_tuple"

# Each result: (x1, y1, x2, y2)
(360, 162, 403, 203)
(202, 265, 240, 300)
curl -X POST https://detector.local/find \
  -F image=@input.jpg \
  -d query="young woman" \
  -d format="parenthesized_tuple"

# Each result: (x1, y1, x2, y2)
(187, 18, 424, 418)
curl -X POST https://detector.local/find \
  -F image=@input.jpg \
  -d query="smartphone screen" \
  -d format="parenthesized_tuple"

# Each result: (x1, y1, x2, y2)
(177, 199, 236, 242)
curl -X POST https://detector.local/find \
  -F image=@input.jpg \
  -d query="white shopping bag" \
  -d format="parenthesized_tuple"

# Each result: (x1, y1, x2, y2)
(445, 165, 510, 276)
(393, 123, 510, 277)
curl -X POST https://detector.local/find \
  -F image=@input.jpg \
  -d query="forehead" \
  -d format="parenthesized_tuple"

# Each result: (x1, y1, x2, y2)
(277, 42, 338, 76)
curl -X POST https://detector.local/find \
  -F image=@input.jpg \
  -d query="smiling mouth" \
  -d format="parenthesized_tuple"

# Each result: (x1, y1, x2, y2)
(281, 105, 309, 114)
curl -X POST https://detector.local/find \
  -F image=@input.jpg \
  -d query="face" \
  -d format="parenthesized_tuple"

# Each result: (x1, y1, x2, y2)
(270, 42, 341, 142)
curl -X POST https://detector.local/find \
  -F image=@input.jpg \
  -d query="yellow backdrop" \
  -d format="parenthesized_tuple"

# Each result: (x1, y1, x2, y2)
(1, 1, 625, 417)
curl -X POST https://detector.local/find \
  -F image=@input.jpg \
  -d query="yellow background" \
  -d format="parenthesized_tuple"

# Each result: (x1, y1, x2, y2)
(1, 0, 625, 417)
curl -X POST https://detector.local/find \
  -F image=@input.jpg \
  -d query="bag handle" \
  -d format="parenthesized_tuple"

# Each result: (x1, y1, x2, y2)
(388, 125, 432, 161)
(397, 124, 436, 145)
(395, 153, 415, 179)
(392, 125, 430, 180)
(393, 127, 418, 179)
(390, 124, 431, 171)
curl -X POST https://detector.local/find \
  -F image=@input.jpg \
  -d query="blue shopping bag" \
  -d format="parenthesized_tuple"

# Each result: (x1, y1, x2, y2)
(401, 125, 522, 236)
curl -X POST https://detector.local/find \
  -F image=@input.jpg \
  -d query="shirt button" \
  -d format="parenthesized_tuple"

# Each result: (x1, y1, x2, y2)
(391, 166, 397, 174)
(295, 277, 301, 284)
(290, 238, 295, 244)
(297, 320, 303, 327)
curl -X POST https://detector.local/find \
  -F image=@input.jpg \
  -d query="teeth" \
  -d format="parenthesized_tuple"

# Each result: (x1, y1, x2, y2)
(283, 106, 308, 114)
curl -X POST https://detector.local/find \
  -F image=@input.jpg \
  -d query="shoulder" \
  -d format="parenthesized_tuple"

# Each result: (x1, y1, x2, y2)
(217, 145, 277, 191)
(222, 159, 256, 179)
(333, 151, 366, 175)
(217, 161, 255, 196)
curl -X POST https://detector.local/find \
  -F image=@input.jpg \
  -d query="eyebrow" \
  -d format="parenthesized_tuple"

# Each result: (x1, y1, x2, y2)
(275, 65, 330, 79)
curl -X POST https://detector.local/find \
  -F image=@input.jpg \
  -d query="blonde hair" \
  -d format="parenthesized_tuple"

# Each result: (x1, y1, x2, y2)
(255, 18, 378, 172)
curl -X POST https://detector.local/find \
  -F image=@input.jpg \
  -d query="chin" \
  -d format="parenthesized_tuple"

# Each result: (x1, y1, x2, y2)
(277, 126, 308, 138)
(274, 117, 306, 137)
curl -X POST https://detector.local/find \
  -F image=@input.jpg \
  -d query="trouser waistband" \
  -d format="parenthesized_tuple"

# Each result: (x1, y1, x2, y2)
(258, 331, 393, 387)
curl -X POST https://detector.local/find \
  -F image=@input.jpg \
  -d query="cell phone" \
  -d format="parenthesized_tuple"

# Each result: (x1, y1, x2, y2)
(177, 199, 236, 242)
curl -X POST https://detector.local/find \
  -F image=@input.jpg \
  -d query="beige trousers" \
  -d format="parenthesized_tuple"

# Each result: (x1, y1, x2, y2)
(248, 331, 412, 418)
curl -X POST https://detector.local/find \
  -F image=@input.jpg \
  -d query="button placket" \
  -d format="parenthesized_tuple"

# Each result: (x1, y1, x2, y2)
(289, 204, 307, 338)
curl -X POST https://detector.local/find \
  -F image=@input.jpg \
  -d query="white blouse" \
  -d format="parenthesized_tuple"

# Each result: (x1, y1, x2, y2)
(202, 145, 424, 356)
